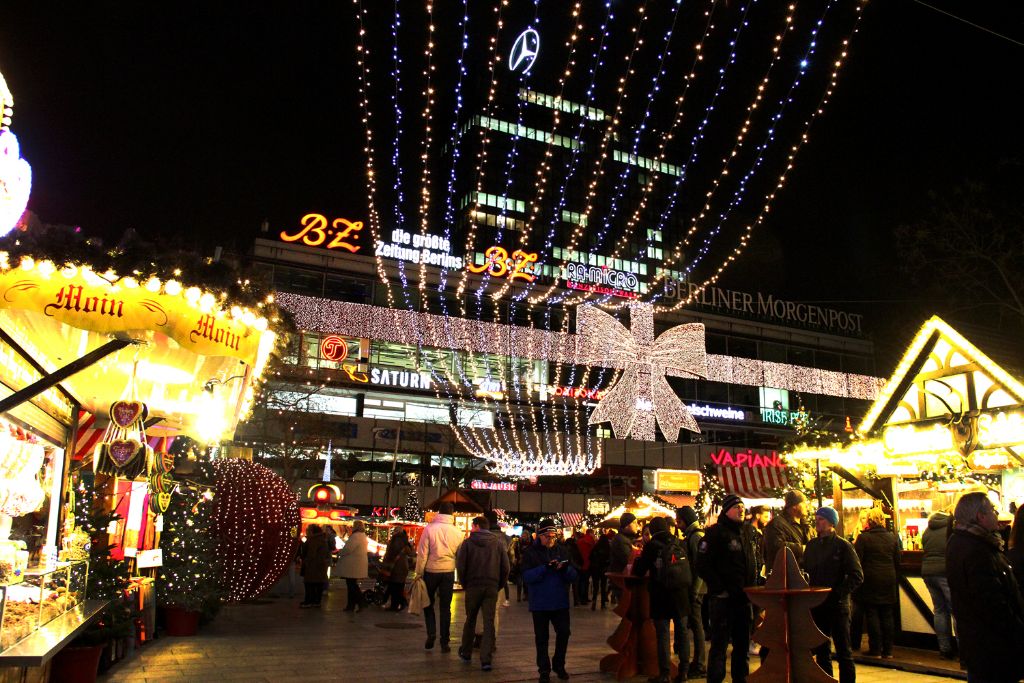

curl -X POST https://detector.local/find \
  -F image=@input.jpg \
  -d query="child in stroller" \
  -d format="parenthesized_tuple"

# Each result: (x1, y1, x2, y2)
(362, 554, 390, 606)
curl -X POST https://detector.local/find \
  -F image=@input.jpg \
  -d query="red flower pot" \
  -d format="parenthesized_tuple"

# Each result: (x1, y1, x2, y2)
(163, 606, 201, 636)
(50, 644, 104, 683)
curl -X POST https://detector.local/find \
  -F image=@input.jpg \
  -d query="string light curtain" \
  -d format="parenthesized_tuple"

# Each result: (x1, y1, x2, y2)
(348, 1, 870, 475)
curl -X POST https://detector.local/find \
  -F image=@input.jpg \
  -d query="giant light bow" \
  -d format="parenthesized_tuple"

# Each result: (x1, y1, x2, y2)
(577, 302, 707, 442)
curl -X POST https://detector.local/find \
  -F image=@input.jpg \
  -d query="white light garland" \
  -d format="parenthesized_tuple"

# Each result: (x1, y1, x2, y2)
(278, 292, 883, 401)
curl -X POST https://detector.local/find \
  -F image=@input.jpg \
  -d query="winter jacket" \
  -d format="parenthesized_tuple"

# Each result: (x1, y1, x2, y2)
(382, 534, 415, 584)
(415, 513, 465, 575)
(577, 532, 597, 571)
(946, 528, 1024, 681)
(609, 529, 638, 573)
(695, 512, 757, 600)
(336, 531, 369, 579)
(590, 535, 612, 575)
(853, 526, 899, 605)
(456, 529, 510, 590)
(920, 511, 950, 577)
(522, 539, 578, 611)
(763, 513, 812, 571)
(803, 532, 863, 609)
(633, 530, 691, 620)
(300, 531, 331, 583)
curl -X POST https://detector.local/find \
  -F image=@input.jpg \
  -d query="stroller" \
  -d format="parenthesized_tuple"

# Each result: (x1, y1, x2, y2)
(362, 554, 390, 607)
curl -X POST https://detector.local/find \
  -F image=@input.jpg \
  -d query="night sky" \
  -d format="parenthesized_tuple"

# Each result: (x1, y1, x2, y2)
(2, 1, 1022, 370)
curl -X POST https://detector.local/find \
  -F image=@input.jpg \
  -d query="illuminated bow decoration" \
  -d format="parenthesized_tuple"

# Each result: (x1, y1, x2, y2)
(576, 302, 707, 442)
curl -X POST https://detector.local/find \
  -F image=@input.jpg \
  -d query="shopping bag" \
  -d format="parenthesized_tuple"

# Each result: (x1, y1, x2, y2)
(408, 577, 428, 616)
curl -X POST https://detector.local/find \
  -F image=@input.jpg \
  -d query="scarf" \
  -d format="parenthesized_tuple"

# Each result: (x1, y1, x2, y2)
(959, 521, 1003, 551)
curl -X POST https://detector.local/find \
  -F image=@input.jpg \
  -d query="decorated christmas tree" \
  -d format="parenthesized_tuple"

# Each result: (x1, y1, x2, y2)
(403, 474, 422, 522)
(156, 462, 223, 619)
(69, 470, 133, 644)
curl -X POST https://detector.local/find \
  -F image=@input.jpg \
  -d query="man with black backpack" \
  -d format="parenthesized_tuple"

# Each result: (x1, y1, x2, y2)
(633, 516, 692, 683)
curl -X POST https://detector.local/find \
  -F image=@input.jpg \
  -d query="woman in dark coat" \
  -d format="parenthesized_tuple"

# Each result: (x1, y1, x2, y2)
(853, 510, 899, 657)
(300, 524, 331, 608)
(382, 527, 415, 611)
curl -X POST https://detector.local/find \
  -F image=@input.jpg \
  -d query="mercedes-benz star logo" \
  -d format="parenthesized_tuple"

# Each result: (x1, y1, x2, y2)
(509, 28, 540, 75)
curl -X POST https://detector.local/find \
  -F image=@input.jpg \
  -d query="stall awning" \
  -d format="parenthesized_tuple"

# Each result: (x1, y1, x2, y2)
(718, 466, 789, 498)
(560, 513, 584, 528)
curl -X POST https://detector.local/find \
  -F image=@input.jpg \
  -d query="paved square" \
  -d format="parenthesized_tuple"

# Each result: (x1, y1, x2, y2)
(102, 580, 960, 682)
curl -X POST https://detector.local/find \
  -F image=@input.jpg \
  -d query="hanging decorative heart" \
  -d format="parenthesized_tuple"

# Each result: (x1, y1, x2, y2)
(150, 490, 172, 515)
(110, 401, 147, 429)
(108, 439, 142, 467)
(159, 450, 174, 473)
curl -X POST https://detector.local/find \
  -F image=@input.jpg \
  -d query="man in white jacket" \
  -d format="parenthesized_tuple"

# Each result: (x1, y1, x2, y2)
(416, 501, 465, 652)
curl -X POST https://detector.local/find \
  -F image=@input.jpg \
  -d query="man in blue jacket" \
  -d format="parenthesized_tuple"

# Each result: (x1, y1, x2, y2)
(522, 518, 578, 683)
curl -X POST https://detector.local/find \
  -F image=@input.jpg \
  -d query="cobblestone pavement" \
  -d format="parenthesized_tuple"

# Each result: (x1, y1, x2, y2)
(102, 580, 960, 682)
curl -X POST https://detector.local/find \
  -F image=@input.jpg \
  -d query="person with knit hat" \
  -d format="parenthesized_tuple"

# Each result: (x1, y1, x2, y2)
(763, 489, 813, 573)
(608, 512, 639, 605)
(676, 505, 707, 677)
(803, 506, 863, 683)
(522, 518, 577, 683)
(696, 494, 758, 683)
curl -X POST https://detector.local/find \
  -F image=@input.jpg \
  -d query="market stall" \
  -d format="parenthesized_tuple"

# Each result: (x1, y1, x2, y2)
(790, 316, 1024, 649)
(0, 240, 279, 670)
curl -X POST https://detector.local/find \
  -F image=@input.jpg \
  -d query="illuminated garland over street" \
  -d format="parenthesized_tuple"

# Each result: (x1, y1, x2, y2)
(347, 2, 871, 474)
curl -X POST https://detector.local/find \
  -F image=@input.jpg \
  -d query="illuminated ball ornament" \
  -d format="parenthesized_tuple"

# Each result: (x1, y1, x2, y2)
(213, 459, 300, 602)
(0, 130, 31, 238)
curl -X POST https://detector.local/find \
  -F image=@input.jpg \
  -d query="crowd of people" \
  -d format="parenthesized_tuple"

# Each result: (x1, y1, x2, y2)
(293, 493, 1024, 683)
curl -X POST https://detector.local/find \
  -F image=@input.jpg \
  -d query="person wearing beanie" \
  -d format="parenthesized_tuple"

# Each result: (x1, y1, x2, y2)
(609, 512, 640, 605)
(522, 519, 577, 683)
(676, 506, 707, 678)
(763, 489, 812, 573)
(696, 496, 758, 683)
(803, 507, 863, 683)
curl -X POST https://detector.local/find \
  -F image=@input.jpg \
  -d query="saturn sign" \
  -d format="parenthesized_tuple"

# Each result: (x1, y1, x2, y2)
(509, 28, 540, 75)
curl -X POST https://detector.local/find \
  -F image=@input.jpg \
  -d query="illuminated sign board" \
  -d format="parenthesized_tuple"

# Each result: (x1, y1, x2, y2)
(663, 280, 864, 334)
(710, 448, 783, 468)
(279, 213, 363, 252)
(688, 404, 745, 421)
(881, 423, 955, 456)
(655, 469, 701, 492)
(474, 378, 505, 400)
(552, 385, 607, 400)
(509, 28, 540, 75)
(968, 450, 1011, 471)
(369, 368, 433, 390)
(976, 410, 1024, 450)
(564, 262, 639, 299)
(467, 246, 539, 282)
(586, 497, 611, 516)
(760, 408, 807, 426)
(319, 335, 349, 363)
(376, 229, 463, 269)
(470, 480, 517, 491)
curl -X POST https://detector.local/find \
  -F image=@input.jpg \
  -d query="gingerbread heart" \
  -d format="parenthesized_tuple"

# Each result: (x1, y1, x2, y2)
(159, 451, 174, 473)
(110, 401, 147, 429)
(107, 439, 142, 467)
(149, 490, 172, 515)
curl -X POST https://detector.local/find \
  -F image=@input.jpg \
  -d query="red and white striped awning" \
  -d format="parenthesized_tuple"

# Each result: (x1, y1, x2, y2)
(560, 512, 584, 529)
(717, 466, 789, 498)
